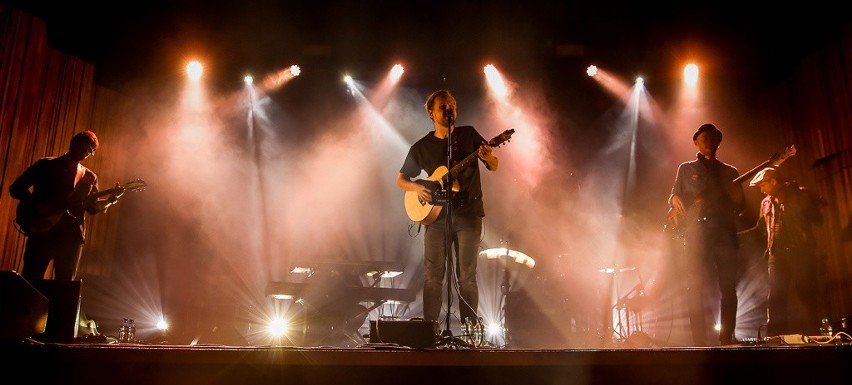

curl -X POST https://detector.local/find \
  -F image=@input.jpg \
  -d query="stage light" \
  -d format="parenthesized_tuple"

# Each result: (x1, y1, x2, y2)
(186, 60, 203, 81)
(342, 75, 358, 93)
(390, 64, 404, 82)
(683, 63, 699, 87)
(267, 317, 288, 337)
(244, 75, 253, 85)
(484, 64, 508, 97)
(587, 65, 598, 77)
(485, 321, 503, 337)
(635, 76, 644, 86)
(290, 65, 301, 77)
(156, 317, 169, 331)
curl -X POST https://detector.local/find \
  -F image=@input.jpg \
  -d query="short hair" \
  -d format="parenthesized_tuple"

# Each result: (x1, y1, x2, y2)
(70, 130, 99, 151)
(424, 89, 453, 114)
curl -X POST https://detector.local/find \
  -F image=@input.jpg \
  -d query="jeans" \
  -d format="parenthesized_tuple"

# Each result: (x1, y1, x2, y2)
(422, 213, 482, 324)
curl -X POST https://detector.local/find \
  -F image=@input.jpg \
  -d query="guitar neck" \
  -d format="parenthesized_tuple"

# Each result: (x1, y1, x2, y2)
(447, 152, 480, 180)
(87, 186, 122, 201)
(443, 129, 513, 182)
(732, 145, 795, 185)
(733, 160, 773, 185)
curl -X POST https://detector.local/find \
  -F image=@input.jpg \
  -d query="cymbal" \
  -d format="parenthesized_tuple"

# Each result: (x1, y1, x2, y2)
(479, 248, 535, 268)
(597, 266, 636, 274)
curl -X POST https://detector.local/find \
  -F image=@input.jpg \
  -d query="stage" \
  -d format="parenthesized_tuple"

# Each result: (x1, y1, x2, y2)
(3, 338, 850, 385)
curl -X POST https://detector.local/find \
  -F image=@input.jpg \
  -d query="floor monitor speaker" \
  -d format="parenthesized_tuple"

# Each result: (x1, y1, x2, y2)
(0, 270, 48, 341)
(369, 319, 437, 349)
(32, 278, 82, 343)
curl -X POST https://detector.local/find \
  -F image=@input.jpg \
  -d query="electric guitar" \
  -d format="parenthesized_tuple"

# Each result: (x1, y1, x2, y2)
(665, 145, 796, 235)
(15, 179, 147, 238)
(404, 129, 514, 225)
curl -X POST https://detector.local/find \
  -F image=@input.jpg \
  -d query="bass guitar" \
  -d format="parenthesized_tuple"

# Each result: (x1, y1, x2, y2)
(15, 179, 147, 238)
(404, 129, 514, 225)
(665, 145, 796, 235)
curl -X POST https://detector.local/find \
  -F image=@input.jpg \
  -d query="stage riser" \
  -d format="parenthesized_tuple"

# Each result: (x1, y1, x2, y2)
(3, 345, 850, 385)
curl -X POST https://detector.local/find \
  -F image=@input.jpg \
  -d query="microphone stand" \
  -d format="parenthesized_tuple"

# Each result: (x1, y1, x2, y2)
(440, 112, 456, 345)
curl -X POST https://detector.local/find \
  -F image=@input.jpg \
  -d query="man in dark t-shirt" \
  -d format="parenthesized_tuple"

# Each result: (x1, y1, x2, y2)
(397, 89, 499, 329)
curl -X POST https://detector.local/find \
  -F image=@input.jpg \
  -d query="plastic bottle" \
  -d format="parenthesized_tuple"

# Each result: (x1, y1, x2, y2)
(118, 318, 129, 343)
(820, 317, 833, 337)
(472, 319, 484, 347)
(128, 319, 136, 343)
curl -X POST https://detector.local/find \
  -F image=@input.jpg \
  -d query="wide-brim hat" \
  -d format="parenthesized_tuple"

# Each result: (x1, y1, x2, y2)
(749, 167, 777, 186)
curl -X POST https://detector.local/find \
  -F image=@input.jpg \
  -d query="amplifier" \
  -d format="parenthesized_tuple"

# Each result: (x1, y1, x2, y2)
(369, 319, 437, 349)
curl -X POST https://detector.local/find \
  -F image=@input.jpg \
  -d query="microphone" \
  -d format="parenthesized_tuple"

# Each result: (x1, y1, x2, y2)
(445, 109, 454, 120)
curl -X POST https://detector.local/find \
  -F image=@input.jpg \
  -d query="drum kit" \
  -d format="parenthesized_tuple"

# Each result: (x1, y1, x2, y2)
(598, 264, 648, 345)
(478, 247, 535, 295)
(479, 247, 536, 268)
(477, 244, 651, 348)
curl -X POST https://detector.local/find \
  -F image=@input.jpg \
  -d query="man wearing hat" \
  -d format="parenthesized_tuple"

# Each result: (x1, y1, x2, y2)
(668, 123, 745, 346)
(748, 167, 825, 336)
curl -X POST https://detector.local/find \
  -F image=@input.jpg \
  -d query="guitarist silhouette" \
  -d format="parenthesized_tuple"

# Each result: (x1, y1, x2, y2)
(667, 123, 744, 346)
(9, 131, 127, 283)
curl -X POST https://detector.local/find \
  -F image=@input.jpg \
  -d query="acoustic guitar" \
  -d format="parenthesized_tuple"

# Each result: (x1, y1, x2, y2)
(404, 129, 514, 225)
(15, 179, 147, 238)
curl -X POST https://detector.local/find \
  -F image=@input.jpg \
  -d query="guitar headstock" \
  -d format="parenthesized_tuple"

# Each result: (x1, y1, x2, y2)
(123, 179, 148, 192)
(770, 145, 797, 166)
(489, 129, 515, 148)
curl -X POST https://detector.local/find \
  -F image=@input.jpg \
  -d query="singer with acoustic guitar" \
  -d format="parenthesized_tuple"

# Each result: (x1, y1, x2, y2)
(9, 130, 127, 283)
(396, 89, 500, 330)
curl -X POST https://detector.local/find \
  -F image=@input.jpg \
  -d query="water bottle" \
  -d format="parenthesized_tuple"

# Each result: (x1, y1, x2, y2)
(128, 319, 136, 343)
(463, 317, 484, 347)
(472, 319, 484, 347)
(118, 318, 129, 343)
(820, 317, 833, 337)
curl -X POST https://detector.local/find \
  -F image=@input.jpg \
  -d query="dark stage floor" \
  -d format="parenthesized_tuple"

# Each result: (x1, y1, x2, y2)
(3, 338, 851, 385)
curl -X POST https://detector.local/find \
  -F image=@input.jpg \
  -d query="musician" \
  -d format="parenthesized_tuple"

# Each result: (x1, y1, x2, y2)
(9, 130, 123, 283)
(396, 89, 498, 328)
(746, 167, 825, 336)
(668, 123, 745, 346)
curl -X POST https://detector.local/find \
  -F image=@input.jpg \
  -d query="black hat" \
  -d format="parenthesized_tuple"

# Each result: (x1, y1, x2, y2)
(693, 123, 722, 141)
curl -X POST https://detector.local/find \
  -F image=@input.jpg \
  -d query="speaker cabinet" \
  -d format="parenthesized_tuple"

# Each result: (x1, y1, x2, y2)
(32, 279, 82, 343)
(369, 319, 437, 349)
(0, 270, 48, 341)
